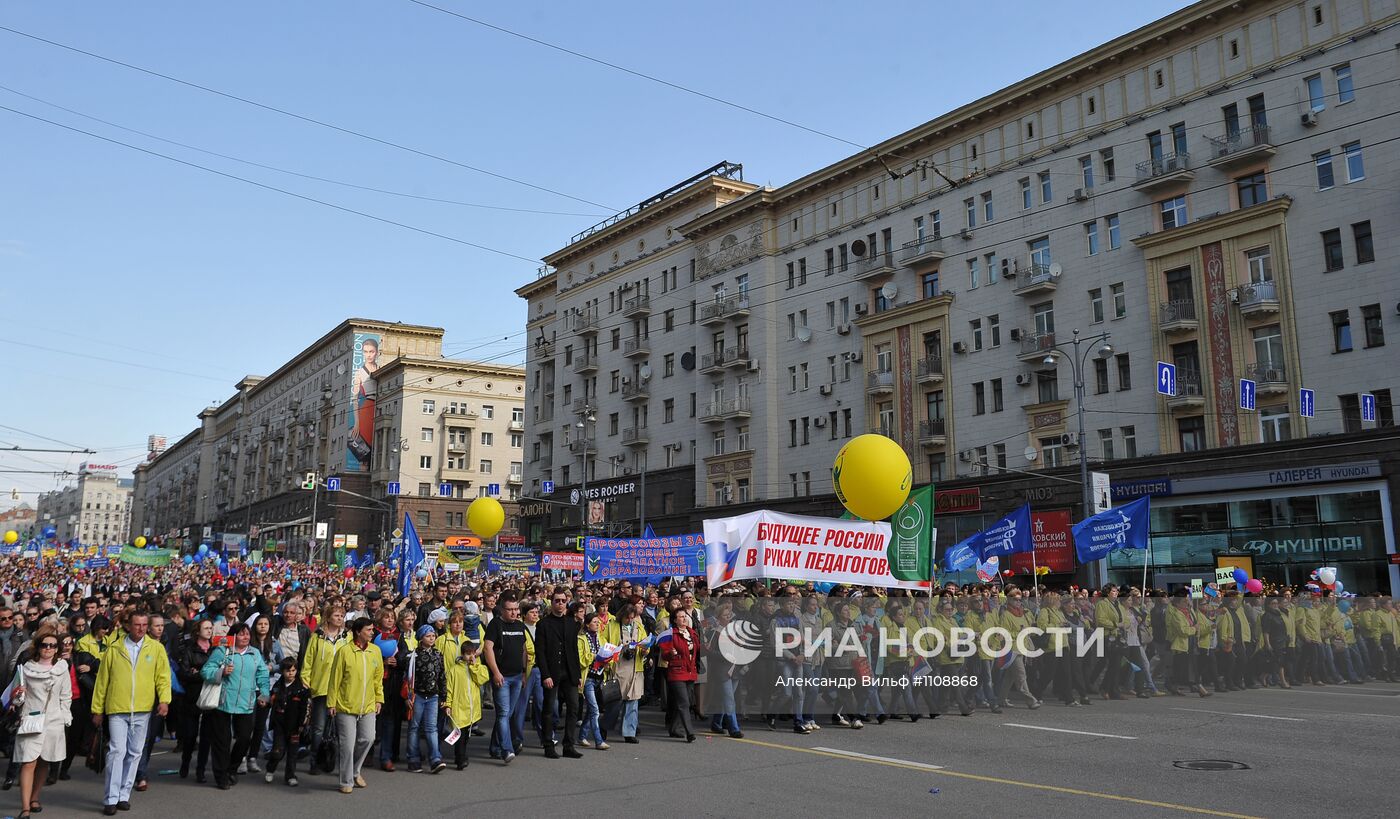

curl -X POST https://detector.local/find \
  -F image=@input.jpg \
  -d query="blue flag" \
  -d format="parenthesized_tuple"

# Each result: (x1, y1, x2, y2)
(940, 538, 978, 572)
(357, 550, 375, 569)
(397, 513, 425, 597)
(1073, 496, 1151, 564)
(974, 504, 1034, 562)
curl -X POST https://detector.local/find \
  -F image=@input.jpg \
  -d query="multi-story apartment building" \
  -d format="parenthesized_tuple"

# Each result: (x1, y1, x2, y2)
(36, 464, 133, 545)
(131, 319, 524, 557)
(520, 0, 1400, 593)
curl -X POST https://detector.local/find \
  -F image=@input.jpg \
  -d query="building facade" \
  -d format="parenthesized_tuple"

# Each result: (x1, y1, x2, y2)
(518, 0, 1399, 586)
(36, 464, 133, 546)
(130, 319, 524, 557)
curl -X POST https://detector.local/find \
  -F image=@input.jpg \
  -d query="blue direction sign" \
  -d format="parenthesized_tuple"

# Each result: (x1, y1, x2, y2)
(488, 483, 501, 497)
(541, 480, 555, 495)
(1361, 393, 1377, 422)
(438, 483, 453, 497)
(326, 477, 341, 492)
(1156, 361, 1177, 397)
(1239, 378, 1256, 411)
(387, 481, 401, 496)
(1300, 388, 1315, 418)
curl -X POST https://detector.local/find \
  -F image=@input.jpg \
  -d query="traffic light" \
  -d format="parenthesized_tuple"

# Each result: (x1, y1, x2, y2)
(301, 472, 317, 490)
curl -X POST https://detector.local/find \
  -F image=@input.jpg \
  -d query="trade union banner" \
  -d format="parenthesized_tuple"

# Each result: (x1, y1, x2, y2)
(1073, 496, 1151, 564)
(1009, 510, 1076, 574)
(485, 554, 541, 574)
(584, 530, 706, 580)
(118, 546, 175, 566)
(704, 509, 926, 590)
(540, 551, 585, 572)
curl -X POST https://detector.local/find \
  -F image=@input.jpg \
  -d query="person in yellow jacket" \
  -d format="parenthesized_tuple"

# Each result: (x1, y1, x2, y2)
(1165, 592, 1210, 697)
(1093, 586, 1129, 699)
(930, 599, 972, 716)
(1375, 597, 1399, 682)
(443, 637, 489, 769)
(90, 611, 171, 816)
(300, 603, 347, 776)
(326, 616, 384, 795)
(995, 590, 1040, 709)
(961, 597, 1000, 712)
(1294, 595, 1326, 684)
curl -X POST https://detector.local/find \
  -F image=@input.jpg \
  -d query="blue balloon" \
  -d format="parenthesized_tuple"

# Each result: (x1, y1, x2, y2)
(183, 555, 194, 565)
(291, 581, 301, 590)
(1232, 568, 1248, 586)
(198, 543, 209, 555)
(415, 568, 428, 578)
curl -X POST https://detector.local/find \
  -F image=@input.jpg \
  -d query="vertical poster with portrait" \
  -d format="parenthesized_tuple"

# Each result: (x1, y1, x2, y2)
(347, 332, 382, 471)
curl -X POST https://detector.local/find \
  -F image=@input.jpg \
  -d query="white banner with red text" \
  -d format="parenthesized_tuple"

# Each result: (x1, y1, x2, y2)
(704, 509, 927, 590)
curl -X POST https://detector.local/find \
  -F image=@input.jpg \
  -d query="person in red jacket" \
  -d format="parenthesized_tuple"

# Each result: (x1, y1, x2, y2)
(663, 611, 704, 743)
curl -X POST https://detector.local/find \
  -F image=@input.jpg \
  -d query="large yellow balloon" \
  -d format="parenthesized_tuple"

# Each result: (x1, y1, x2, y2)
(134, 536, 147, 548)
(467, 496, 505, 540)
(832, 433, 912, 521)
(2, 531, 16, 545)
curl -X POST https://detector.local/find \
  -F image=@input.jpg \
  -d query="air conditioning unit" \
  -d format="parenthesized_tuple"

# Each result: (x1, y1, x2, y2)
(818, 385, 833, 396)
(836, 323, 852, 335)
(854, 303, 869, 316)
(952, 341, 968, 354)
(1301, 111, 1319, 127)
(1015, 373, 1033, 386)
(813, 416, 827, 427)
(1071, 188, 1089, 202)
(957, 449, 975, 462)
(959, 227, 973, 240)
(844, 350, 863, 363)
(1061, 433, 1078, 448)
(746, 359, 761, 373)
(1010, 328, 1023, 342)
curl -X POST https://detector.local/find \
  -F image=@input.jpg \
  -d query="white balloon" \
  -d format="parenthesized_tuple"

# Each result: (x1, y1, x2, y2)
(1318, 567, 1337, 585)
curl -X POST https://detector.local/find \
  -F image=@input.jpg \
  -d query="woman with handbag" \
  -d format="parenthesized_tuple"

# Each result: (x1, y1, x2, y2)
(613, 603, 648, 744)
(177, 619, 215, 782)
(10, 625, 71, 819)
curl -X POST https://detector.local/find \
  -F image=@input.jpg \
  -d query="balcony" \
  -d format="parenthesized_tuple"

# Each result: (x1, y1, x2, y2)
(533, 339, 555, 359)
(1207, 126, 1276, 170)
(722, 345, 750, 368)
(508, 419, 524, 432)
(1133, 152, 1194, 192)
(621, 381, 649, 403)
(853, 251, 897, 281)
(442, 406, 479, 421)
(1017, 332, 1057, 362)
(699, 300, 728, 326)
(1013, 263, 1059, 297)
(699, 350, 727, 374)
(919, 418, 948, 449)
(1158, 299, 1199, 334)
(530, 451, 553, 470)
(866, 370, 895, 396)
(622, 294, 651, 318)
(699, 401, 725, 424)
(621, 427, 650, 448)
(916, 356, 944, 384)
(507, 471, 524, 485)
(869, 424, 895, 439)
(447, 440, 468, 454)
(721, 397, 752, 419)
(572, 353, 598, 374)
(568, 438, 596, 457)
(571, 397, 592, 415)
(623, 338, 651, 359)
(899, 237, 945, 268)
(1166, 373, 1206, 411)
(535, 405, 554, 424)
(441, 466, 474, 481)
(1237, 280, 1280, 317)
(1245, 361, 1289, 395)
(570, 312, 599, 336)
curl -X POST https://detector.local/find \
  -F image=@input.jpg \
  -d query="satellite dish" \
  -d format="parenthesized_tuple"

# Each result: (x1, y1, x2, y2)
(796, 326, 813, 343)
(850, 239, 868, 257)
(335, 363, 347, 376)
(639, 365, 653, 381)
(680, 351, 696, 371)
(880, 282, 899, 302)
(1024, 446, 1039, 462)
(1048, 262, 1063, 279)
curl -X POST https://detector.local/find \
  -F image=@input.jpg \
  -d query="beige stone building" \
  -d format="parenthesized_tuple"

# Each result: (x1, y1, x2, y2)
(36, 464, 133, 546)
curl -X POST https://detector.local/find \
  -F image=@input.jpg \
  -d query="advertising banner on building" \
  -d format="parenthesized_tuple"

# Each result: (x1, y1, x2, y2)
(703, 510, 924, 590)
(1009, 510, 1076, 574)
(584, 532, 706, 580)
(347, 332, 382, 471)
(540, 551, 584, 572)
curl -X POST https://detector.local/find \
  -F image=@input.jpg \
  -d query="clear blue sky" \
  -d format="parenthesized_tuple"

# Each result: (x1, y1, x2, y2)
(0, 0, 1190, 507)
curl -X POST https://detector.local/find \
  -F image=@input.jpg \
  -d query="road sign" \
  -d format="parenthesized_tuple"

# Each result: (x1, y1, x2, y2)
(1300, 388, 1315, 418)
(488, 483, 501, 496)
(1361, 393, 1377, 422)
(1156, 361, 1176, 397)
(438, 483, 452, 497)
(542, 480, 555, 495)
(387, 481, 401, 496)
(326, 477, 341, 492)
(392, 527, 403, 539)
(315, 522, 328, 540)
(1239, 378, 1256, 411)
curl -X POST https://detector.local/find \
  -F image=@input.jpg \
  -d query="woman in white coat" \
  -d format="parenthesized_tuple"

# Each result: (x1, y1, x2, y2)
(11, 625, 72, 819)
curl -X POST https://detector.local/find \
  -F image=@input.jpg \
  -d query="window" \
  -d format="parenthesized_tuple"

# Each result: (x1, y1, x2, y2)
(1312, 4, 1323, 25)
(712, 430, 726, 457)
(610, 329, 621, 350)
(1122, 425, 1137, 458)
(1033, 301, 1055, 335)
(419, 455, 432, 470)
(988, 315, 1001, 348)
(1311, 151, 1335, 190)
(1026, 120, 1035, 139)
(1037, 371, 1059, 404)
(422, 399, 436, 414)
(1098, 429, 1115, 461)
(1236, 172, 1267, 207)
(479, 459, 492, 474)
(663, 398, 674, 423)
(608, 413, 619, 435)
(1337, 224, 1370, 272)
(481, 405, 494, 419)
(1160, 195, 1187, 229)
(1339, 142, 1366, 184)
(1153, 69, 1164, 89)
(1020, 178, 1032, 209)
(663, 353, 675, 377)
(1085, 221, 1099, 255)
(1039, 437, 1064, 468)
(982, 192, 994, 222)
(1246, 248, 1273, 283)
(1260, 406, 1292, 443)
(1178, 416, 1206, 452)
(930, 210, 941, 238)
(970, 319, 983, 351)
(1116, 353, 1132, 391)
(973, 382, 986, 415)
(1229, 38, 1239, 59)
(480, 432, 494, 446)
(1099, 150, 1116, 183)
(1252, 324, 1284, 370)
(1362, 304, 1384, 347)
(965, 198, 977, 228)
(1331, 310, 1353, 352)
(922, 272, 939, 298)
(1086, 96, 1096, 115)
(1339, 394, 1362, 433)
(1335, 64, 1354, 103)
(1376, 389, 1395, 427)
(417, 511, 430, 528)
(510, 433, 523, 448)
(1029, 236, 1051, 268)
(967, 258, 980, 289)
(1039, 171, 1052, 203)
(788, 419, 797, 447)
(1322, 229, 1344, 271)
(1306, 75, 1325, 112)
(1112, 283, 1126, 319)
(1094, 358, 1109, 394)
(991, 378, 1004, 412)
(985, 253, 998, 285)
(874, 287, 892, 313)
(737, 424, 750, 451)
(1089, 289, 1104, 323)
(1106, 214, 1120, 250)
(609, 371, 620, 393)
(800, 362, 810, 390)
(1079, 155, 1094, 189)
(419, 427, 434, 443)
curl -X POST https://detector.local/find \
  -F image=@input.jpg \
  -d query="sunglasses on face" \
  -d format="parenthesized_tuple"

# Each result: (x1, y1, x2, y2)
(38, 642, 58, 649)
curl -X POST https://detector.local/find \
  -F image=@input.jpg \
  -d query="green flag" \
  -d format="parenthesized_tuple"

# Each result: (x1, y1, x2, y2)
(887, 485, 934, 581)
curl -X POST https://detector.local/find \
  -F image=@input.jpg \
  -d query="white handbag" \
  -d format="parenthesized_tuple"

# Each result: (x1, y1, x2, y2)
(197, 679, 223, 711)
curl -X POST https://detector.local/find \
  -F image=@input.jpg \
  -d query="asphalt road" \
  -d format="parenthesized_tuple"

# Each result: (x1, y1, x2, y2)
(8, 682, 1398, 818)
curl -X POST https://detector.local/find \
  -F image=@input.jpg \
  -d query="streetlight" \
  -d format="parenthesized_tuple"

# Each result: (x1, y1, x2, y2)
(576, 408, 596, 549)
(1042, 329, 1113, 585)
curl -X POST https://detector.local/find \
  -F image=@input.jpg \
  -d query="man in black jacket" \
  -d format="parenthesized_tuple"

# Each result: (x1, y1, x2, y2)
(534, 589, 582, 759)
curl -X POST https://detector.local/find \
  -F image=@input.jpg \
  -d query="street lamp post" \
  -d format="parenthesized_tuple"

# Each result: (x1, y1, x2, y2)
(1042, 328, 1113, 587)
(576, 408, 596, 549)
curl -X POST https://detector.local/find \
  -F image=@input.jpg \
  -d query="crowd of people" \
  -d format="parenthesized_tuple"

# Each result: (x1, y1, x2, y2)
(0, 554, 1396, 816)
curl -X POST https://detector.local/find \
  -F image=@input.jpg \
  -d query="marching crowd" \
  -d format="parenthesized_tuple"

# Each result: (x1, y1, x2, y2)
(0, 555, 1396, 816)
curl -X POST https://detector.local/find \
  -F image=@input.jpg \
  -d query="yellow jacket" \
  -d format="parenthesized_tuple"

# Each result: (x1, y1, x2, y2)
(963, 610, 993, 661)
(327, 640, 384, 715)
(1296, 607, 1322, 642)
(1376, 609, 1398, 643)
(76, 633, 105, 660)
(1036, 607, 1070, 654)
(91, 635, 172, 716)
(1217, 605, 1253, 647)
(611, 618, 647, 674)
(1166, 605, 1198, 653)
(439, 629, 470, 665)
(1094, 598, 1125, 638)
(444, 650, 489, 730)
(301, 630, 346, 698)
(929, 613, 962, 666)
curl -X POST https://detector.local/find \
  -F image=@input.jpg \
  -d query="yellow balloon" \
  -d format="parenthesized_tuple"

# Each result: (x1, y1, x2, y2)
(134, 536, 147, 548)
(467, 496, 505, 540)
(2, 531, 16, 546)
(832, 433, 912, 521)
